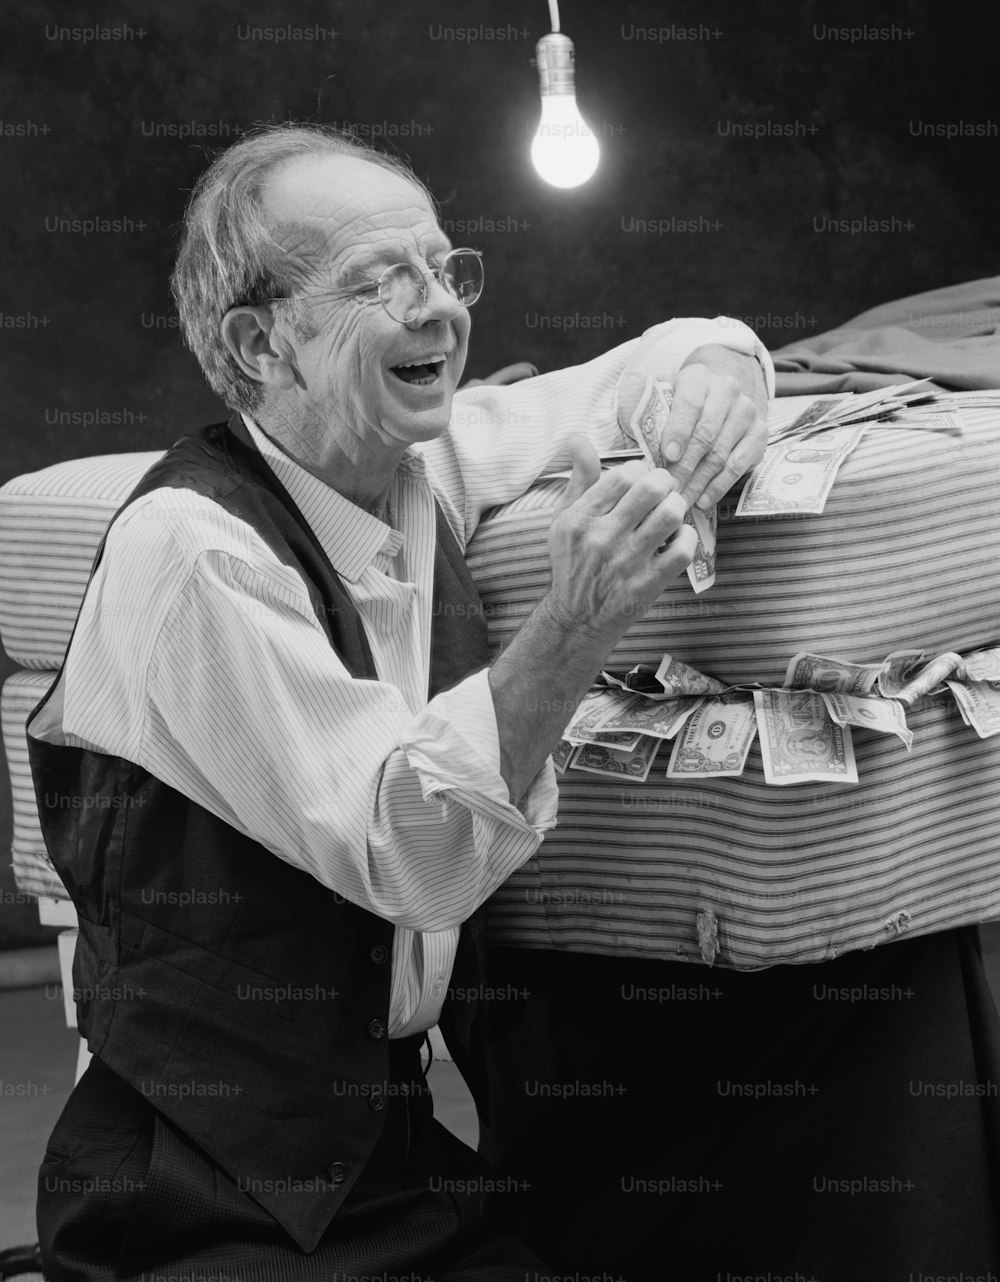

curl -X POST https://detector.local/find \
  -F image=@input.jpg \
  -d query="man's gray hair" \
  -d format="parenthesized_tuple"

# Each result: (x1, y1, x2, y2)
(171, 121, 434, 414)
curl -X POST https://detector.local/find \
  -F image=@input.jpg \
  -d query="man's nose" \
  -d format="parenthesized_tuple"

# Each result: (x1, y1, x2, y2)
(408, 274, 463, 326)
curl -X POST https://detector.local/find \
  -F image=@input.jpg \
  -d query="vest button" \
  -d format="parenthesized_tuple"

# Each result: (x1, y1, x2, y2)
(367, 1018, 386, 1040)
(369, 1088, 386, 1112)
(326, 1161, 347, 1184)
(369, 945, 389, 965)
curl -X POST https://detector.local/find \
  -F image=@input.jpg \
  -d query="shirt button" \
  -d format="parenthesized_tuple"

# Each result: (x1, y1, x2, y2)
(367, 1018, 386, 1040)
(369, 1089, 386, 1112)
(369, 945, 389, 965)
(326, 1161, 347, 1184)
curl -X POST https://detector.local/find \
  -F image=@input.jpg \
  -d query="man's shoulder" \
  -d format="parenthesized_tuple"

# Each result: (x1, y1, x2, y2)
(109, 418, 286, 564)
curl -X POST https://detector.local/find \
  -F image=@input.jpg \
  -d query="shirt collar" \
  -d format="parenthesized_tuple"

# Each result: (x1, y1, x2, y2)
(241, 415, 424, 582)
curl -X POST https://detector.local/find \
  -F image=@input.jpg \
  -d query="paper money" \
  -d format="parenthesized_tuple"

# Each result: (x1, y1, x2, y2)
(595, 692, 704, 741)
(956, 648, 1000, 684)
(767, 380, 936, 443)
(666, 697, 758, 778)
(819, 692, 913, 751)
(784, 652, 886, 697)
(878, 650, 926, 699)
(563, 689, 627, 743)
(630, 377, 716, 593)
(735, 425, 866, 516)
(655, 653, 727, 699)
(890, 651, 963, 705)
(819, 379, 935, 428)
(753, 689, 858, 785)
(599, 665, 676, 700)
(686, 503, 717, 594)
(630, 376, 673, 471)
(551, 739, 575, 773)
(569, 735, 661, 782)
(945, 681, 1000, 739)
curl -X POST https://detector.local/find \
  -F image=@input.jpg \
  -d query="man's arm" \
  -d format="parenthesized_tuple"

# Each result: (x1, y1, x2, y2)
(53, 462, 694, 928)
(489, 444, 696, 803)
(422, 316, 774, 543)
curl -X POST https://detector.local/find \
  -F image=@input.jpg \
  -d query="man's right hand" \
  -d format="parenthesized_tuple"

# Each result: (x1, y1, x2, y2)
(542, 436, 696, 644)
(488, 436, 696, 804)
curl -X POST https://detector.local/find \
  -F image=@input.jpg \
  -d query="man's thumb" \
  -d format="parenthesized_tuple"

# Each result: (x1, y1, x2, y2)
(558, 435, 602, 510)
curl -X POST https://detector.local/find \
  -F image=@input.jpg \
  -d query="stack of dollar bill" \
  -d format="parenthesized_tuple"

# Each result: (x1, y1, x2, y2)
(554, 645, 1000, 785)
(735, 378, 961, 517)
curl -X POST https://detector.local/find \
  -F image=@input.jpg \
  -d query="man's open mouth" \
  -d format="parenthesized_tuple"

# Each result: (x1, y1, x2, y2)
(390, 356, 447, 387)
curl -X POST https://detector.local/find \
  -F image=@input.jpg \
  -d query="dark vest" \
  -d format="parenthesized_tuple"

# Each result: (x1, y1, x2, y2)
(27, 418, 492, 1253)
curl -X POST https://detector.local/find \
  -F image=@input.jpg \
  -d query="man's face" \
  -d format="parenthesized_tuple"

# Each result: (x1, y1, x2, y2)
(263, 154, 471, 454)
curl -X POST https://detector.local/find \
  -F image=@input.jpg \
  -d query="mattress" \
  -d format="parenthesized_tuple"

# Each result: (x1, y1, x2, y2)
(466, 394, 1000, 966)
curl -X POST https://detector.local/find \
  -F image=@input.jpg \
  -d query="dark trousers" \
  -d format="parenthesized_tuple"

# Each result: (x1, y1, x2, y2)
(482, 928, 1000, 1280)
(38, 1039, 548, 1282)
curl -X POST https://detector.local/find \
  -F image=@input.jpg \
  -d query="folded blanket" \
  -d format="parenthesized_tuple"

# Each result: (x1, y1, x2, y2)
(769, 274, 1000, 394)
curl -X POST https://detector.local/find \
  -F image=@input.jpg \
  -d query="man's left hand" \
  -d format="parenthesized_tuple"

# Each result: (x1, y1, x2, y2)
(618, 340, 770, 510)
(664, 354, 769, 509)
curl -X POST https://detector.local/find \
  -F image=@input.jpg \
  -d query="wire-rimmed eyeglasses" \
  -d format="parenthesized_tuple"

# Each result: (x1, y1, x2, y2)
(254, 247, 484, 325)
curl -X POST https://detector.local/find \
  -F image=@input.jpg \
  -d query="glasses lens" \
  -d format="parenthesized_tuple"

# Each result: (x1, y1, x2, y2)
(442, 250, 484, 307)
(380, 263, 425, 323)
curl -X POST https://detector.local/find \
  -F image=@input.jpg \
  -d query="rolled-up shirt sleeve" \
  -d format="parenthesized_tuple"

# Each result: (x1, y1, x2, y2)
(58, 500, 552, 934)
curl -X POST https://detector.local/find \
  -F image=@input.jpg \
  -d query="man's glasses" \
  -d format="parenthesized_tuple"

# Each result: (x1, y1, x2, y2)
(258, 247, 484, 325)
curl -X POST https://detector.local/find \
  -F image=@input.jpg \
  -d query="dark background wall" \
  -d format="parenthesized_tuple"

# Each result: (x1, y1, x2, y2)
(0, 0, 997, 942)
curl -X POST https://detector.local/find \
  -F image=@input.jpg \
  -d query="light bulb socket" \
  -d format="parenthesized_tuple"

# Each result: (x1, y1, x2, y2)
(535, 31, 577, 96)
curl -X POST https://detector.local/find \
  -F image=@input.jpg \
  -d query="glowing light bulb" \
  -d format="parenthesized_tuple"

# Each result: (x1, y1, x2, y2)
(531, 32, 600, 189)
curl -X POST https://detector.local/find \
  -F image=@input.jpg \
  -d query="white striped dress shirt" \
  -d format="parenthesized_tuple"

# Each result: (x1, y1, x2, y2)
(37, 318, 772, 1033)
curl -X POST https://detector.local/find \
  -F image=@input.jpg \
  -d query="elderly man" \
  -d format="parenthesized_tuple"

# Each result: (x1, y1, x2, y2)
(28, 123, 772, 1281)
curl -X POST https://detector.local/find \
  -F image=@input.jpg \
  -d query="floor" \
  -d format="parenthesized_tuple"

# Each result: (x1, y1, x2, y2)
(3, 928, 1000, 1257)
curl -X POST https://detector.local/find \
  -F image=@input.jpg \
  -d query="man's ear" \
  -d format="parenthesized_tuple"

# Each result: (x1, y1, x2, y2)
(221, 306, 298, 393)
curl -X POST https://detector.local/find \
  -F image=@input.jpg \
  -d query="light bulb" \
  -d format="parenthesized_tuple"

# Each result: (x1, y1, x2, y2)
(531, 32, 600, 189)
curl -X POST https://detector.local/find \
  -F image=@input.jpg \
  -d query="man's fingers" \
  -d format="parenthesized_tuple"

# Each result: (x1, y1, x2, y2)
(659, 365, 713, 467)
(618, 478, 685, 541)
(667, 376, 743, 488)
(685, 406, 768, 509)
(566, 457, 654, 517)
(656, 518, 699, 566)
(557, 435, 602, 510)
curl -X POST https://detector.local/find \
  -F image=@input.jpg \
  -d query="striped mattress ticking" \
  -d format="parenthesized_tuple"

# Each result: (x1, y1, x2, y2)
(466, 398, 1000, 968)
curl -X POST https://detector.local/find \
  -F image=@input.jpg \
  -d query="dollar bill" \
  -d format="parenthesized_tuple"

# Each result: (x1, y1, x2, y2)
(595, 692, 704, 741)
(777, 395, 850, 436)
(945, 681, 1000, 739)
(890, 651, 963, 705)
(629, 375, 717, 593)
(630, 376, 672, 470)
(551, 739, 575, 773)
(783, 652, 886, 696)
(956, 648, 1000, 684)
(819, 692, 913, 751)
(666, 697, 758, 778)
(768, 380, 936, 442)
(569, 735, 661, 782)
(735, 424, 866, 516)
(821, 378, 935, 428)
(655, 653, 727, 699)
(878, 650, 927, 699)
(599, 665, 672, 699)
(563, 689, 627, 744)
(686, 503, 717, 594)
(753, 689, 858, 785)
